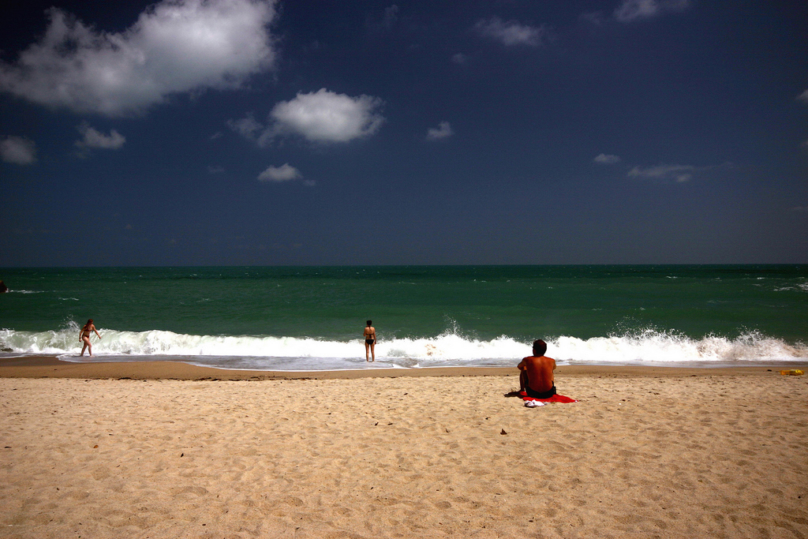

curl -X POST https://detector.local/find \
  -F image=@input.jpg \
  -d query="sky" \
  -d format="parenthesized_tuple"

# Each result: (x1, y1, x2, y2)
(1, 0, 807, 266)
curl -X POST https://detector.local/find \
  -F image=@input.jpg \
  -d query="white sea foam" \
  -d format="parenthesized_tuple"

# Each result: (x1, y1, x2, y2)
(1, 326, 805, 370)
(552, 329, 804, 364)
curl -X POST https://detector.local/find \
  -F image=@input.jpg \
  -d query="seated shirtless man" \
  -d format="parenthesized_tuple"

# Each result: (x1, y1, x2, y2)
(517, 339, 557, 398)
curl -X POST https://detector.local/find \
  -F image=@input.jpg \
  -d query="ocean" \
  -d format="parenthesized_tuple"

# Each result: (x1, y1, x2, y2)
(1, 266, 806, 370)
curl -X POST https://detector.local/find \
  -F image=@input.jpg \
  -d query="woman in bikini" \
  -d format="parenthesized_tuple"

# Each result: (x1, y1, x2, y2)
(79, 319, 102, 357)
(363, 320, 376, 362)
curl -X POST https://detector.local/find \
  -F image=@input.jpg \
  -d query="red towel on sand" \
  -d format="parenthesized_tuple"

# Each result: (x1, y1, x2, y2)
(522, 394, 577, 403)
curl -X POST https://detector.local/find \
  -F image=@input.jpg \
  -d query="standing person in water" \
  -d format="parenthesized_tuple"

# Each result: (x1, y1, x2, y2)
(79, 319, 102, 357)
(363, 320, 376, 362)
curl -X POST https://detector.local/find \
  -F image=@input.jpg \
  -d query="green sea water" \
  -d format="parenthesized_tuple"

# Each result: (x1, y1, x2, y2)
(1, 265, 806, 369)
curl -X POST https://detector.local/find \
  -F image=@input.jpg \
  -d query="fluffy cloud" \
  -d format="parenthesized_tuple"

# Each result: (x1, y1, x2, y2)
(237, 89, 384, 145)
(426, 121, 454, 141)
(628, 164, 695, 183)
(594, 153, 621, 164)
(474, 17, 551, 47)
(797, 90, 808, 104)
(0, 136, 37, 165)
(367, 5, 399, 32)
(0, 0, 278, 117)
(258, 163, 302, 182)
(614, 0, 690, 23)
(380, 5, 399, 29)
(269, 89, 384, 143)
(227, 114, 264, 140)
(451, 53, 468, 65)
(75, 123, 126, 150)
(581, 11, 606, 25)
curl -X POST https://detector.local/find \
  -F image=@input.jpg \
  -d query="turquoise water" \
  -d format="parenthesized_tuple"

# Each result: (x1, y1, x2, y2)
(1, 266, 806, 369)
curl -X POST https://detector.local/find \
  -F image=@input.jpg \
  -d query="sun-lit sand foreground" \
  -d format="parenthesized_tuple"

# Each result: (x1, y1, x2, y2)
(1, 360, 807, 538)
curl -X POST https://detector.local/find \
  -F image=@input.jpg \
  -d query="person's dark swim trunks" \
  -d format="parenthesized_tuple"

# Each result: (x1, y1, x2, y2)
(525, 384, 556, 399)
(365, 339, 375, 345)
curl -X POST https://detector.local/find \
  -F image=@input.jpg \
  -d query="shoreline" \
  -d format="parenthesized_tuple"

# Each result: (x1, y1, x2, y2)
(1, 355, 804, 380)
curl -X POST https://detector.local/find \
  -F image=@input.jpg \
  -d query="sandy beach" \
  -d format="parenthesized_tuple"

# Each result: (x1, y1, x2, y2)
(1, 359, 807, 538)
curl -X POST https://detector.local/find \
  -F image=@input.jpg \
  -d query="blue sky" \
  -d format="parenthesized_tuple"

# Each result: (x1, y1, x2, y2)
(1, 0, 807, 266)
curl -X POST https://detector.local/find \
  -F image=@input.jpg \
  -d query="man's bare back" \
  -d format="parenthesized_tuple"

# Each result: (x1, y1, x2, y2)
(518, 355, 555, 392)
(517, 339, 557, 398)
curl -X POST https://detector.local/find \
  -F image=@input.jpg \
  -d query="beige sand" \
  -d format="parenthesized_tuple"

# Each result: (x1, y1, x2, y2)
(1, 367, 807, 538)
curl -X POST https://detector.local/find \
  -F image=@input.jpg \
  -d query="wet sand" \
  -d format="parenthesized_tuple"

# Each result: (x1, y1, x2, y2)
(1, 357, 807, 538)
(0, 355, 798, 380)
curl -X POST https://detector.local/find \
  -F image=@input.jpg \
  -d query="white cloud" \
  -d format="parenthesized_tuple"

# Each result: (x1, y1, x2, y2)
(594, 153, 621, 164)
(258, 163, 302, 182)
(208, 165, 225, 174)
(581, 11, 606, 25)
(368, 5, 399, 32)
(0, 136, 37, 165)
(614, 0, 690, 22)
(451, 53, 468, 65)
(475, 17, 550, 47)
(75, 122, 126, 150)
(265, 88, 385, 143)
(797, 90, 808, 104)
(426, 121, 454, 141)
(628, 164, 695, 183)
(0, 0, 278, 117)
(209, 131, 223, 140)
(382, 5, 399, 29)
(227, 114, 264, 140)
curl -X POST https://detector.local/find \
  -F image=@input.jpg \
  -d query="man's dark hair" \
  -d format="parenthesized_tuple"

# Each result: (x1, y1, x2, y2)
(367, 320, 372, 326)
(532, 339, 547, 356)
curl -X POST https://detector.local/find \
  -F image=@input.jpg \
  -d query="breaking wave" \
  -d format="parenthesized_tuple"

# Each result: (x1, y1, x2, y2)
(1, 322, 805, 370)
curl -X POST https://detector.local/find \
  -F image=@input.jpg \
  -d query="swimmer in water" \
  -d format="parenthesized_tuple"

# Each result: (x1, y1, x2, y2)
(363, 320, 376, 362)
